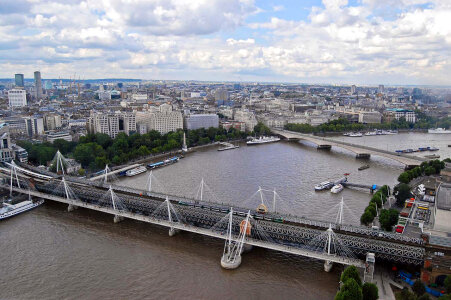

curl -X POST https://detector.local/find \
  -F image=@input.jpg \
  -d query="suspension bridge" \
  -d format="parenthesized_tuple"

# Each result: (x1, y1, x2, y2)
(272, 129, 426, 168)
(0, 153, 426, 280)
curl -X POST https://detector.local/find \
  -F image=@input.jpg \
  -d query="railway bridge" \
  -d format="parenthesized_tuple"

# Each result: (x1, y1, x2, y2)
(0, 162, 426, 280)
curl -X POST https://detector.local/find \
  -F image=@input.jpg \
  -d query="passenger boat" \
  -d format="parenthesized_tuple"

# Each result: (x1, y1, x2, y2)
(126, 165, 147, 177)
(315, 181, 334, 191)
(246, 136, 280, 145)
(348, 132, 363, 137)
(428, 128, 451, 134)
(330, 184, 344, 194)
(364, 131, 377, 136)
(0, 198, 44, 220)
(358, 165, 370, 171)
(147, 156, 180, 169)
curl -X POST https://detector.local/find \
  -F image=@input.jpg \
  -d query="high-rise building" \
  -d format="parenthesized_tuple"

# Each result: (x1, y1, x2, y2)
(136, 104, 183, 134)
(351, 85, 356, 95)
(8, 89, 27, 107)
(44, 113, 62, 131)
(378, 84, 384, 94)
(34, 71, 43, 99)
(25, 116, 44, 136)
(0, 123, 13, 162)
(215, 88, 229, 106)
(15, 74, 24, 87)
(44, 80, 53, 90)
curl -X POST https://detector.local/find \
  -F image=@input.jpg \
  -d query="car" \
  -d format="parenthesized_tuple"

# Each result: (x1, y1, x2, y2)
(395, 225, 405, 234)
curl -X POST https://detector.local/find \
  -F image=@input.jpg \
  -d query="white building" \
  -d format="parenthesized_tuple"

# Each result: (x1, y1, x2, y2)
(68, 119, 87, 128)
(88, 112, 136, 138)
(358, 112, 382, 124)
(136, 104, 183, 134)
(8, 89, 27, 107)
(44, 114, 62, 131)
(234, 110, 257, 132)
(0, 123, 13, 162)
(184, 114, 219, 130)
(47, 131, 72, 143)
(25, 116, 44, 136)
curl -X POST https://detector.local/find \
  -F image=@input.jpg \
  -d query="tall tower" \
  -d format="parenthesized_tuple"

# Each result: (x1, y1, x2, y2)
(34, 71, 43, 99)
(15, 74, 24, 87)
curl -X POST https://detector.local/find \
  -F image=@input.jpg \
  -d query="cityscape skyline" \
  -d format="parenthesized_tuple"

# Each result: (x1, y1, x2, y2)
(1, 0, 451, 85)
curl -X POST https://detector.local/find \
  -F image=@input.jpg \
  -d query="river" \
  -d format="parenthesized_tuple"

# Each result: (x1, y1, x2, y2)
(1, 132, 448, 299)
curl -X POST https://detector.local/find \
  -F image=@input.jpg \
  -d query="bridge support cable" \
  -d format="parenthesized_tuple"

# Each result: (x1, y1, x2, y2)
(221, 210, 251, 269)
(150, 197, 186, 236)
(144, 171, 167, 194)
(193, 178, 222, 204)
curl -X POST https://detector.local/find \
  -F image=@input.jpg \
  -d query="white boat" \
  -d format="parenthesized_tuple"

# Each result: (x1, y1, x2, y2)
(364, 131, 377, 136)
(315, 181, 334, 191)
(247, 136, 280, 145)
(126, 166, 147, 177)
(428, 128, 451, 134)
(348, 132, 363, 137)
(0, 199, 44, 220)
(330, 184, 344, 194)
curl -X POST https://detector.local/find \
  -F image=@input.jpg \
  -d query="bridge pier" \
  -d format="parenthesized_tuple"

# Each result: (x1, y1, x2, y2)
(113, 215, 124, 223)
(67, 204, 78, 212)
(324, 261, 333, 272)
(317, 145, 331, 150)
(168, 228, 178, 237)
(356, 153, 371, 159)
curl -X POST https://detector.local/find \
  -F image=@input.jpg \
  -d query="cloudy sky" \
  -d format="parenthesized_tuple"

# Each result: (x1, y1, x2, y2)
(1, 0, 451, 85)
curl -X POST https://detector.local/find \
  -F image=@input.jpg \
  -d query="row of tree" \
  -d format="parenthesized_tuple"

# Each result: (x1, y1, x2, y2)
(285, 115, 451, 134)
(398, 159, 448, 184)
(335, 266, 378, 300)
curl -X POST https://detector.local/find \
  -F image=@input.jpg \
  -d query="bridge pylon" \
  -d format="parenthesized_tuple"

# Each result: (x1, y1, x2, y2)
(221, 209, 251, 270)
(109, 186, 124, 223)
(62, 177, 78, 211)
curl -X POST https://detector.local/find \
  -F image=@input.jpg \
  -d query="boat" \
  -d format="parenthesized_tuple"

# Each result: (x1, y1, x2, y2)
(343, 132, 350, 136)
(428, 147, 439, 151)
(218, 145, 239, 151)
(448, 145, 451, 147)
(330, 184, 344, 194)
(0, 198, 44, 220)
(147, 156, 180, 169)
(425, 154, 440, 159)
(358, 165, 370, 171)
(348, 132, 363, 137)
(126, 165, 147, 177)
(315, 181, 334, 191)
(246, 136, 280, 145)
(428, 128, 451, 134)
(364, 131, 377, 136)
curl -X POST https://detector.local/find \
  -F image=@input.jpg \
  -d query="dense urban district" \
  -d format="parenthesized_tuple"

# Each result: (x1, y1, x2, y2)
(1, 73, 451, 300)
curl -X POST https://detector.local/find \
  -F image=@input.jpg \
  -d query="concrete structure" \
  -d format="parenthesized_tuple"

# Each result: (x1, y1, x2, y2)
(8, 89, 27, 107)
(351, 85, 356, 95)
(44, 114, 62, 131)
(184, 114, 219, 130)
(215, 88, 230, 106)
(68, 119, 86, 128)
(0, 123, 13, 162)
(15, 74, 24, 87)
(136, 105, 183, 134)
(47, 131, 72, 143)
(234, 110, 257, 132)
(88, 112, 136, 138)
(25, 116, 44, 137)
(12, 144, 28, 163)
(273, 129, 425, 167)
(358, 111, 382, 124)
(220, 121, 246, 132)
(34, 71, 43, 99)
(385, 109, 416, 123)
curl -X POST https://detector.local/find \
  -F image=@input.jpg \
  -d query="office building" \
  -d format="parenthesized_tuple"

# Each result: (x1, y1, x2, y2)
(358, 112, 382, 124)
(378, 84, 384, 94)
(215, 88, 230, 106)
(385, 109, 416, 123)
(12, 144, 28, 163)
(25, 116, 44, 136)
(351, 85, 356, 95)
(15, 74, 24, 87)
(44, 114, 62, 131)
(0, 123, 13, 162)
(34, 71, 43, 99)
(88, 112, 136, 138)
(47, 131, 72, 142)
(8, 89, 27, 107)
(184, 114, 219, 130)
(136, 104, 183, 134)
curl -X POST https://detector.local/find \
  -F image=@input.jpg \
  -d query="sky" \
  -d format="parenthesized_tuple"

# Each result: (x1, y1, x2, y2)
(1, 0, 451, 85)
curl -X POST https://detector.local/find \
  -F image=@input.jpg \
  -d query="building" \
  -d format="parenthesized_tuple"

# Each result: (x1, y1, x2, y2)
(12, 144, 28, 163)
(34, 71, 43, 99)
(215, 88, 230, 106)
(351, 85, 356, 95)
(358, 111, 382, 124)
(25, 116, 44, 136)
(378, 85, 384, 94)
(44, 114, 62, 131)
(184, 114, 219, 130)
(88, 112, 136, 138)
(136, 105, 183, 134)
(44, 81, 53, 90)
(385, 109, 416, 123)
(220, 121, 246, 132)
(68, 119, 87, 128)
(0, 123, 13, 162)
(15, 74, 24, 87)
(47, 131, 72, 143)
(8, 89, 27, 107)
(234, 110, 257, 132)
(98, 91, 111, 101)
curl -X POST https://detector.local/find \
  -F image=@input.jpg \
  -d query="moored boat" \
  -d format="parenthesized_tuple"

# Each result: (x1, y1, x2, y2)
(126, 165, 147, 177)
(358, 165, 370, 171)
(247, 136, 280, 145)
(425, 154, 440, 159)
(0, 198, 44, 220)
(428, 128, 451, 134)
(330, 184, 344, 194)
(315, 181, 334, 191)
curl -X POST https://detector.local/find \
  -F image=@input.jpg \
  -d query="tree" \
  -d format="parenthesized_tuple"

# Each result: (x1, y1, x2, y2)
(398, 172, 411, 184)
(394, 183, 412, 207)
(379, 209, 399, 231)
(78, 168, 85, 176)
(412, 280, 426, 297)
(341, 266, 362, 287)
(335, 278, 363, 300)
(360, 211, 374, 225)
(362, 282, 378, 300)
(445, 275, 451, 294)
(399, 287, 416, 300)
